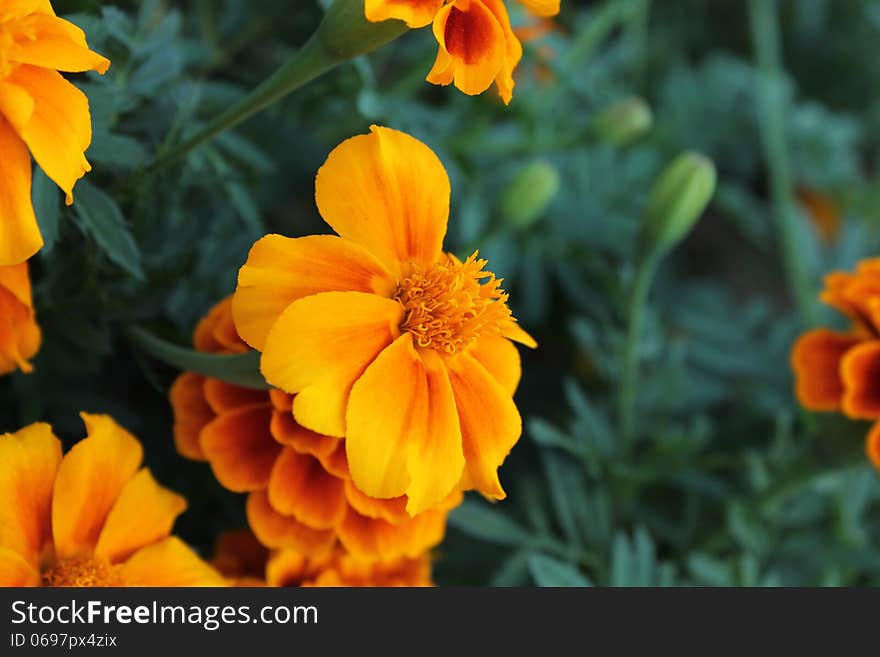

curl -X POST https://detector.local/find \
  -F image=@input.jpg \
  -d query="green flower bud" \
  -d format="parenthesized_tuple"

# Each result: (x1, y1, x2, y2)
(639, 152, 716, 260)
(593, 97, 653, 145)
(318, 0, 409, 60)
(501, 161, 561, 230)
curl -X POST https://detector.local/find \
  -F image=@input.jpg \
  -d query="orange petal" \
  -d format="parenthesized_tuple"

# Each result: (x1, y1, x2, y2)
(94, 469, 187, 564)
(481, 0, 523, 103)
(0, 267, 41, 375)
(261, 291, 402, 437)
(791, 329, 861, 411)
(265, 548, 333, 587)
(841, 341, 880, 419)
(469, 334, 522, 395)
(8, 12, 110, 73)
(447, 351, 521, 500)
(518, 0, 560, 17)
(503, 320, 538, 348)
(345, 333, 421, 500)
(169, 372, 212, 460)
(344, 480, 410, 524)
(269, 409, 340, 459)
(233, 234, 396, 350)
(211, 528, 269, 581)
(314, 126, 450, 272)
(0, 546, 40, 586)
(246, 492, 336, 556)
(203, 377, 267, 413)
(404, 349, 465, 515)
(200, 403, 281, 493)
(5, 66, 93, 205)
(320, 441, 351, 479)
(0, 422, 61, 565)
(365, 0, 444, 27)
(337, 507, 447, 561)
(121, 537, 224, 586)
(52, 413, 143, 560)
(867, 421, 880, 471)
(193, 296, 248, 354)
(267, 448, 347, 530)
(0, 117, 42, 265)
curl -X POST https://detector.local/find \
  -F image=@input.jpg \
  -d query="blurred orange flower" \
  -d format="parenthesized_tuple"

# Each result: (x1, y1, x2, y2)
(233, 126, 535, 517)
(0, 413, 224, 586)
(791, 258, 880, 469)
(797, 188, 841, 244)
(366, 0, 560, 103)
(0, 261, 40, 376)
(171, 297, 458, 563)
(0, 0, 110, 265)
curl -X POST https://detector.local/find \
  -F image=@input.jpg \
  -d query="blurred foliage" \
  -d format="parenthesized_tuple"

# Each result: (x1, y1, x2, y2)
(3, 0, 879, 585)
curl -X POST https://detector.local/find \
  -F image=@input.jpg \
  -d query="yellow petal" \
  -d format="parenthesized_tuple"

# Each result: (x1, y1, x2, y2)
(0, 117, 42, 265)
(261, 291, 402, 437)
(0, 546, 40, 586)
(518, 0, 560, 18)
(447, 351, 521, 499)
(233, 234, 395, 350)
(94, 469, 187, 564)
(365, 0, 444, 27)
(345, 333, 421, 499)
(314, 125, 450, 272)
(8, 12, 110, 73)
(0, 422, 61, 565)
(469, 334, 522, 395)
(121, 537, 224, 586)
(0, 266, 41, 375)
(6, 65, 93, 205)
(51, 413, 143, 560)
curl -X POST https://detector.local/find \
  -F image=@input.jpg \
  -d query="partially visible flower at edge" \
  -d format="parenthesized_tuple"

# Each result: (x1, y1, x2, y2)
(791, 258, 880, 469)
(0, 0, 110, 265)
(0, 261, 40, 376)
(364, 0, 561, 104)
(0, 413, 224, 587)
(232, 125, 536, 517)
(170, 297, 459, 563)
(796, 187, 841, 245)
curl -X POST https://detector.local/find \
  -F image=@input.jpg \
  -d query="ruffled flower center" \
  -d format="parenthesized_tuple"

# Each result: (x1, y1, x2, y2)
(42, 556, 123, 587)
(396, 252, 511, 355)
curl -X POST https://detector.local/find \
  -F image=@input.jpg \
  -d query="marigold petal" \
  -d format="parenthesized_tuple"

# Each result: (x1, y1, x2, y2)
(0, 546, 40, 586)
(365, 0, 444, 27)
(337, 507, 447, 561)
(193, 296, 248, 353)
(8, 12, 110, 73)
(867, 421, 880, 471)
(346, 333, 422, 500)
(841, 341, 880, 419)
(200, 403, 281, 492)
(314, 126, 450, 271)
(0, 117, 42, 265)
(447, 351, 521, 499)
(405, 349, 464, 515)
(203, 378, 267, 414)
(94, 469, 187, 564)
(5, 66, 92, 205)
(344, 480, 410, 524)
(269, 409, 340, 459)
(267, 448, 347, 530)
(791, 329, 861, 411)
(246, 492, 336, 556)
(52, 413, 143, 560)
(169, 372, 211, 460)
(0, 269, 41, 375)
(121, 537, 224, 586)
(518, 0, 560, 17)
(470, 334, 522, 395)
(0, 422, 60, 565)
(261, 291, 402, 437)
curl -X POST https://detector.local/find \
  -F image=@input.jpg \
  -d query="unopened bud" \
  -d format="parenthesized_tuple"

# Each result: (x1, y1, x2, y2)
(501, 161, 561, 229)
(639, 152, 716, 259)
(593, 97, 653, 145)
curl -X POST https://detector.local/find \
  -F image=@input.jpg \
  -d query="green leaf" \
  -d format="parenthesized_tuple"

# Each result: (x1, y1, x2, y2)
(32, 168, 60, 254)
(448, 498, 531, 546)
(88, 132, 149, 169)
(127, 326, 269, 390)
(74, 181, 144, 280)
(528, 554, 592, 587)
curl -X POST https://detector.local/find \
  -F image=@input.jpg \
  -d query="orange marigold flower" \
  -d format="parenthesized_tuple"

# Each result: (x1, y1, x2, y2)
(0, 261, 41, 375)
(366, 1, 560, 104)
(791, 257, 880, 469)
(170, 296, 459, 562)
(0, 0, 110, 265)
(0, 413, 224, 587)
(232, 126, 536, 516)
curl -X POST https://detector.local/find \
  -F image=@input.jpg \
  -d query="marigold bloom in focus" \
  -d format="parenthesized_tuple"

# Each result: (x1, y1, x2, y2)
(170, 297, 457, 562)
(791, 258, 880, 470)
(0, 0, 110, 265)
(365, 1, 560, 103)
(0, 261, 40, 375)
(0, 413, 224, 587)
(232, 126, 536, 517)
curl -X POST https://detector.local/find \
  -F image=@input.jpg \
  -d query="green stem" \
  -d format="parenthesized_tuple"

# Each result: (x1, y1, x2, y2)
(748, 0, 817, 323)
(617, 252, 659, 447)
(149, 1, 407, 170)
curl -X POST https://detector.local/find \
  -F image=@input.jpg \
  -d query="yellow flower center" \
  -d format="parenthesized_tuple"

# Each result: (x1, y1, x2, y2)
(42, 556, 124, 587)
(396, 252, 511, 356)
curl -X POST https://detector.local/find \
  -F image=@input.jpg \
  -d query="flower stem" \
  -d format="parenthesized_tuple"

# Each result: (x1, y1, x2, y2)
(748, 0, 817, 323)
(149, 1, 407, 170)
